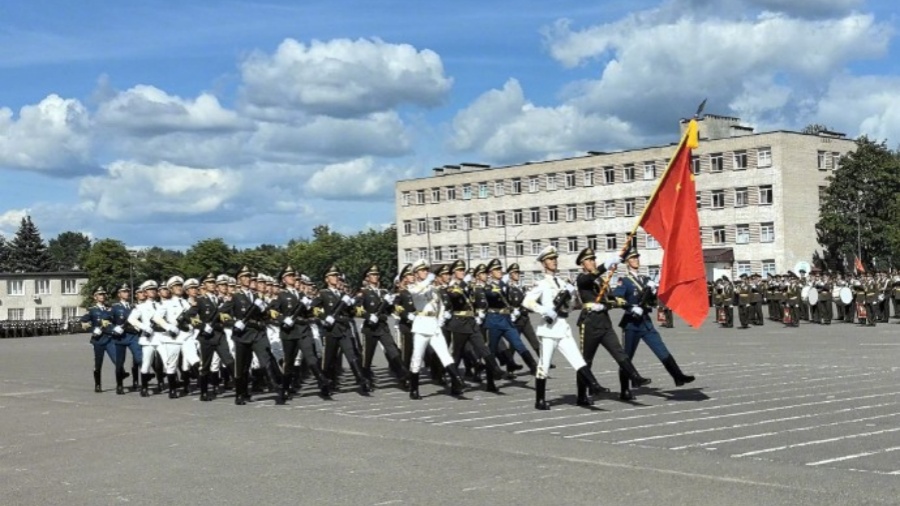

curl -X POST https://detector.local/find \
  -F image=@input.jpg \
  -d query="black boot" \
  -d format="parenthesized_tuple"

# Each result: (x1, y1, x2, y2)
(576, 366, 609, 397)
(619, 359, 652, 388)
(309, 363, 332, 398)
(251, 369, 265, 393)
(446, 366, 464, 396)
(520, 351, 538, 376)
(408, 371, 421, 400)
(619, 368, 634, 401)
(349, 361, 374, 393)
(140, 373, 151, 397)
(199, 375, 212, 401)
(485, 369, 499, 393)
(93, 370, 102, 393)
(576, 374, 593, 406)
(180, 370, 191, 396)
(210, 371, 221, 396)
(484, 355, 504, 381)
(167, 374, 179, 399)
(131, 364, 140, 391)
(115, 369, 125, 395)
(235, 377, 247, 405)
(388, 356, 410, 390)
(505, 348, 523, 374)
(535, 378, 550, 410)
(153, 357, 165, 394)
(662, 355, 695, 387)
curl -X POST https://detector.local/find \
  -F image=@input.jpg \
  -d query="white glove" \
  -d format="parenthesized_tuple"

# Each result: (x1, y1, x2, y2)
(325, 315, 335, 326)
(477, 310, 486, 319)
(439, 317, 446, 328)
(253, 299, 266, 310)
(646, 280, 657, 289)
(543, 308, 558, 320)
(142, 325, 153, 335)
(878, 294, 885, 301)
(631, 306, 644, 317)
(92, 327, 102, 336)
(113, 325, 124, 335)
(283, 317, 294, 327)
(301, 296, 312, 307)
(475, 317, 483, 325)
(501, 274, 510, 284)
(463, 274, 473, 283)
(566, 283, 577, 295)
(511, 309, 521, 320)
(234, 320, 246, 331)
(744, 304, 750, 308)
(442, 311, 452, 321)
(425, 273, 436, 284)
(591, 303, 606, 312)
(603, 256, 619, 270)
(407, 313, 416, 322)
(368, 314, 378, 324)
(203, 323, 213, 334)
(341, 295, 353, 305)
(384, 294, 396, 304)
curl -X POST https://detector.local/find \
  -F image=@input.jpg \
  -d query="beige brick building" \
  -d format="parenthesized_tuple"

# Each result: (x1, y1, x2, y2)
(395, 116, 856, 284)
(0, 272, 88, 321)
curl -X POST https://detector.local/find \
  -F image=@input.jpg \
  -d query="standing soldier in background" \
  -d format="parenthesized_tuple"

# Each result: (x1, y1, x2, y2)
(749, 273, 764, 326)
(892, 273, 900, 319)
(657, 302, 674, 328)
(714, 276, 735, 328)
(798, 270, 811, 321)
(767, 275, 783, 322)
(863, 274, 879, 327)
(80, 287, 117, 393)
(816, 274, 833, 325)
(110, 284, 141, 394)
(736, 274, 751, 329)
(358, 265, 409, 389)
(783, 272, 801, 327)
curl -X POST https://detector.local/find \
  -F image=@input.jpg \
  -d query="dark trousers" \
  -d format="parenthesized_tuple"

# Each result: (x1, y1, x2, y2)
(200, 333, 233, 376)
(233, 330, 272, 379)
(738, 305, 751, 328)
(399, 324, 414, 369)
(91, 335, 116, 371)
(515, 316, 540, 353)
(752, 303, 764, 325)
(836, 301, 845, 321)
(322, 332, 361, 381)
(816, 301, 833, 323)
(579, 320, 628, 366)
(893, 297, 900, 318)
(485, 313, 527, 356)
(362, 331, 402, 370)
(451, 329, 493, 366)
(114, 334, 142, 384)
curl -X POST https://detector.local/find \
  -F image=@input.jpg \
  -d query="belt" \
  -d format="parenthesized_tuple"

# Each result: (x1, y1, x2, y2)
(416, 311, 437, 317)
(487, 309, 510, 315)
(452, 311, 474, 317)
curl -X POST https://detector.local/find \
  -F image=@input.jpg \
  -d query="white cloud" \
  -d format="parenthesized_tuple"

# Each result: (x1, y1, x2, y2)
(0, 94, 93, 175)
(0, 208, 28, 237)
(808, 75, 900, 143)
(745, 0, 863, 18)
(306, 157, 412, 201)
(239, 37, 452, 118)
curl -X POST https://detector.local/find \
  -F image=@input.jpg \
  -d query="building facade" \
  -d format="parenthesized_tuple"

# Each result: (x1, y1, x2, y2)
(0, 272, 89, 321)
(395, 116, 856, 284)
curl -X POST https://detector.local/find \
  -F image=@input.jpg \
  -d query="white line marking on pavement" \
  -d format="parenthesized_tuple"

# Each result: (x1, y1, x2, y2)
(731, 427, 900, 458)
(805, 446, 900, 466)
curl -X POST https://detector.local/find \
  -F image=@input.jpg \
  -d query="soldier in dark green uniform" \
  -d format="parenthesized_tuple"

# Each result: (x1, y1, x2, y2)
(749, 273, 764, 325)
(736, 274, 752, 329)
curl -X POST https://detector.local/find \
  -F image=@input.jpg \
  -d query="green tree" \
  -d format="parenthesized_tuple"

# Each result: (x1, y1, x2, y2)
(179, 238, 236, 278)
(80, 239, 132, 307)
(48, 231, 92, 271)
(801, 123, 834, 135)
(134, 247, 185, 282)
(8, 216, 52, 272)
(816, 136, 900, 272)
(234, 244, 286, 277)
(0, 235, 10, 271)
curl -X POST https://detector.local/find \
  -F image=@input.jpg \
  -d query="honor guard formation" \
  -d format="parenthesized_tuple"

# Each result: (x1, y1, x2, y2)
(79, 245, 701, 410)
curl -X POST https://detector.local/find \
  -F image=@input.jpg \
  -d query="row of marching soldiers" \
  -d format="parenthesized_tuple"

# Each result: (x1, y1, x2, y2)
(711, 270, 900, 328)
(81, 243, 695, 409)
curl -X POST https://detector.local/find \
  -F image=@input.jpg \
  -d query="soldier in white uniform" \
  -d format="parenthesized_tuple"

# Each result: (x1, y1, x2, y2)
(127, 280, 169, 397)
(522, 246, 608, 410)
(155, 276, 201, 398)
(406, 259, 464, 399)
(152, 281, 187, 399)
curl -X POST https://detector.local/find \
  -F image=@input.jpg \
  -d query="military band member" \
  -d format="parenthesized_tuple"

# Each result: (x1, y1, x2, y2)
(523, 246, 607, 410)
(657, 303, 674, 328)
(612, 243, 695, 395)
(406, 260, 464, 399)
(783, 272, 801, 327)
(863, 274, 878, 327)
(736, 274, 752, 329)
(798, 269, 811, 321)
(575, 247, 651, 404)
(110, 284, 141, 394)
(815, 275, 833, 325)
(358, 264, 410, 388)
(80, 286, 117, 393)
(749, 273, 764, 326)
(713, 276, 735, 328)
(767, 275, 783, 321)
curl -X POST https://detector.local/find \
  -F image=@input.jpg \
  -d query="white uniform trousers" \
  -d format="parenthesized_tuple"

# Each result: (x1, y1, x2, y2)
(139, 332, 170, 375)
(159, 332, 187, 375)
(180, 330, 200, 371)
(536, 324, 586, 379)
(410, 329, 455, 373)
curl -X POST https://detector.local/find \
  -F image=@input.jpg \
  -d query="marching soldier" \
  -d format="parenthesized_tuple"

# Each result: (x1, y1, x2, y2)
(505, 263, 541, 357)
(484, 258, 539, 375)
(80, 287, 117, 393)
(127, 280, 167, 396)
(767, 275, 783, 321)
(230, 266, 282, 405)
(393, 264, 416, 370)
(523, 246, 608, 410)
(358, 265, 410, 388)
(575, 247, 651, 404)
(190, 273, 235, 401)
(612, 243, 695, 395)
(110, 284, 141, 394)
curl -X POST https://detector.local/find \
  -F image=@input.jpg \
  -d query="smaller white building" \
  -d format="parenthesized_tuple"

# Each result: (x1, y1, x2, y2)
(0, 272, 89, 321)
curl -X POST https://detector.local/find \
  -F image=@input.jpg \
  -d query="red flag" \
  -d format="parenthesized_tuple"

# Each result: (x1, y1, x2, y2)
(854, 256, 865, 274)
(639, 129, 708, 328)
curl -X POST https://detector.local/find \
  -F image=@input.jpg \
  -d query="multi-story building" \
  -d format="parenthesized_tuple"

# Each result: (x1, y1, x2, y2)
(395, 115, 856, 284)
(0, 271, 89, 321)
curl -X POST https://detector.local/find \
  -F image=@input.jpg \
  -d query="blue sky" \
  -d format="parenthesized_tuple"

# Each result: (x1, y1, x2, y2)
(1, 0, 898, 249)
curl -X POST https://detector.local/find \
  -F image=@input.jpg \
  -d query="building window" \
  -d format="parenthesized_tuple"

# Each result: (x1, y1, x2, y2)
(464, 214, 473, 230)
(565, 171, 576, 188)
(546, 173, 557, 191)
(63, 279, 79, 295)
(529, 177, 540, 193)
(402, 192, 411, 206)
(494, 181, 505, 197)
(7, 280, 24, 296)
(514, 241, 525, 257)
(531, 240, 542, 255)
(415, 190, 425, 205)
(8, 308, 24, 321)
(605, 200, 616, 218)
(713, 226, 726, 245)
(462, 184, 472, 200)
(733, 151, 748, 170)
(710, 153, 724, 172)
(691, 156, 701, 175)
(416, 219, 427, 235)
(761, 222, 775, 243)
(623, 164, 635, 182)
(817, 151, 828, 170)
(566, 204, 577, 222)
(403, 221, 412, 235)
(604, 166, 615, 184)
(431, 188, 441, 203)
(587, 235, 599, 250)
(447, 186, 456, 200)
(567, 237, 579, 253)
(759, 185, 773, 205)
(549, 238, 560, 250)
(624, 198, 636, 217)
(432, 217, 441, 233)
(512, 178, 522, 194)
(530, 207, 541, 224)
(584, 169, 594, 187)
(418, 248, 428, 260)
(646, 234, 659, 249)
(479, 212, 489, 228)
(62, 307, 78, 320)
(433, 246, 443, 262)
(711, 190, 725, 209)
(736, 261, 752, 277)
(643, 162, 656, 180)
(762, 260, 776, 277)
(647, 266, 660, 279)
(832, 153, 841, 170)
(447, 216, 457, 231)
(479, 182, 489, 198)
(480, 244, 491, 259)
(696, 193, 702, 209)
(497, 243, 507, 258)
(404, 249, 414, 263)
(548, 206, 559, 223)
(735, 187, 749, 207)
(513, 209, 523, 226)
(585, 202, 596, 220)
(448, 245, 458, 259)
(736, 224, 750, 244)
(757, 147, 772, 167)
(496, 211, 506, 227)
(605, 234, 618, 251)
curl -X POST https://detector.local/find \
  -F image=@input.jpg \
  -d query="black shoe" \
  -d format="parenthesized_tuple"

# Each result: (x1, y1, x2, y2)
(620, 359, 651, 388)
(235, 396, 246, 405)
(521, 351, 538, 376)
(116, 386, 125, 395)
(535, 378, 550, 410)
(662, 355, 695, 387)
(619, 369, 634, 401)
(275, 388, 287, 405)
(408, 372, 421, 400)
(576, 366, 609, 395)
(93, 370, 102, 393)
(446, 367, 464, 396)
(140, 388, 149, 397)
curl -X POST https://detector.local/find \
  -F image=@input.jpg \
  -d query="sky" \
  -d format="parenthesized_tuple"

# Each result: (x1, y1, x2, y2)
(1, 0, 898, 249)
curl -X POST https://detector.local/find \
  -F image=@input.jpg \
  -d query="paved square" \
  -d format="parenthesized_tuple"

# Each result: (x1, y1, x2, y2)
(1, 316, 898, 505)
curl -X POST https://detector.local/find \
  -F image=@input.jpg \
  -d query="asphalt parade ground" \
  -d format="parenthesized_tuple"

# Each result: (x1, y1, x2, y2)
(1, 315, 898, 506)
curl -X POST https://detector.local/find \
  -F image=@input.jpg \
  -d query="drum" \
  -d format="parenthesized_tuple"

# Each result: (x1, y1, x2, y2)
(716, 307, 726, 324)
(839, 287, 853, 305)
(857, 303, 868, 319)
(782, 306, 792, 325)
(807, 288, 819, 306)
(656, 310, 667, 324)
(800, 286, 811, 302)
